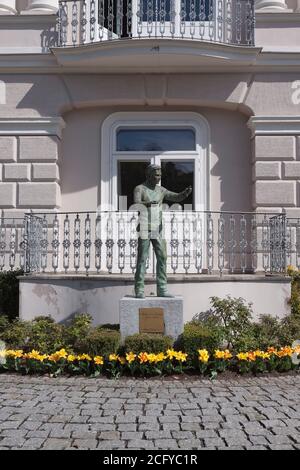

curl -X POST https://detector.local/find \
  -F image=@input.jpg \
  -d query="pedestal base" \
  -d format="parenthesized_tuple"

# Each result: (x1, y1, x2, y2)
(119, 295, 183, 341)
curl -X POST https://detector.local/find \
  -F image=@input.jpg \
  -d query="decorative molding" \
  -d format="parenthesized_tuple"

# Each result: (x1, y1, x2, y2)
(0, 117, 66, 138)
(2, 41, 300, 73)
(255, 11, 300, 22)
(248, 116, 300, 137)
(52, 39, 262, 70)
(0, 12, 57, 23)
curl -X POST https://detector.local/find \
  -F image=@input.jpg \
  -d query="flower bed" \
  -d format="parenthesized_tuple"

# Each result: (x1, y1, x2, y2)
(1, 346, 299, 378)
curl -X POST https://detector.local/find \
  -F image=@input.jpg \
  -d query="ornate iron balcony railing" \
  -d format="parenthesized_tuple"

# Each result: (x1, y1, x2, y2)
(58, 0, 255, 47)
(0, 210, 289, 276)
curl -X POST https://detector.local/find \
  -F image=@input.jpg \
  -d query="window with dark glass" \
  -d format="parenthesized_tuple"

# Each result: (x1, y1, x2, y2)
(117, 128, 196, 152)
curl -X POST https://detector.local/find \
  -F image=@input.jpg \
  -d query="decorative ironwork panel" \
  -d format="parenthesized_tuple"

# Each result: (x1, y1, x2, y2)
(52, 215, 60, 273)
(270, 214, 286, 274)
(41, 215, 49, 273)
(206, 212, 214, 274)
(58, 0, 255, 47)
(95, 213, 103, 272)
(217, 214, 225, 275)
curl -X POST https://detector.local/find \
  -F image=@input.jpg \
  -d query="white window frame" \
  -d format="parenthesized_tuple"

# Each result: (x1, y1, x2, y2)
(100, 111, 210, 212)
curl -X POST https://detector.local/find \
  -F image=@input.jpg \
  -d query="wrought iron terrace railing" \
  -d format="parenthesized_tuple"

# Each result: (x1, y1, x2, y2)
(0, 210, 289, 276)
(58, 0, 255, 47)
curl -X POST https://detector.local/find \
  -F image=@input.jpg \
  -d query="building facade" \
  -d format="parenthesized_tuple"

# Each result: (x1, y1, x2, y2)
(0, 0, 299, 323)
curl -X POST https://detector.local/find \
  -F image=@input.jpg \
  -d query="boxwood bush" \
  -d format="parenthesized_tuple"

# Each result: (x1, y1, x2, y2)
(74, 327, 121, 356)
(124, 333, 173, 354)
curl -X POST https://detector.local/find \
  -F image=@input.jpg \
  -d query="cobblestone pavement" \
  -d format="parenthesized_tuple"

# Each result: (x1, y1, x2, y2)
(0, 374, 300, 450)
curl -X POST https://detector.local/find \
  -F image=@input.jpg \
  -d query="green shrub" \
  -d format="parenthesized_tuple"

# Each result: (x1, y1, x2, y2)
(279, 315, 300, 346)
(0, 269, 23, 321)
(0, 319, 31, 349)
(287, 269, 300, 317)
(124, 333, 173, 354)
(208, 296, 254, 350)
(0, 315, 10, 335)
(74, 328, 121, 356)
(63, 313, 93, 349)
(25, 316, 65, 354)
(179, 323, 223, 358)
(252, 315, 281, 350)
(0, 316, 65, 353)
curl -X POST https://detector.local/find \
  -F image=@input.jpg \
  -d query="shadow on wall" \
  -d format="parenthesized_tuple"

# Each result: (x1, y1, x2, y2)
(208, 108, 253, 213)
(41, 26, 59, 50)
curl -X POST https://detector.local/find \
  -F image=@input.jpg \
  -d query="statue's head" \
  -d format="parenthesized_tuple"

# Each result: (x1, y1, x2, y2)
(146, 164, 161, 185)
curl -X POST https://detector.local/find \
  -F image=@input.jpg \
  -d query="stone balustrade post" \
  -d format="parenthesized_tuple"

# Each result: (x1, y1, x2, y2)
(255, 0, 287, 10)
(0, 0, 17, 14)
(25, 0, 58, 13)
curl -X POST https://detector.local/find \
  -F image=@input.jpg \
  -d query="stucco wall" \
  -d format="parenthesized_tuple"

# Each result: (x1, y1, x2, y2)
(19, 275, 291, 324)
(1, 72, 300, 218)
(59, 106, 252, 213)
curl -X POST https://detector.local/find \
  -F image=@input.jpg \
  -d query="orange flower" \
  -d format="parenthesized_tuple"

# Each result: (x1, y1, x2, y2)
(138, 352, 149, 364)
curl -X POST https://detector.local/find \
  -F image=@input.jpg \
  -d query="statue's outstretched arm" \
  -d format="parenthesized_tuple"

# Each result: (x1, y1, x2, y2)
(163, 187, 192, 203)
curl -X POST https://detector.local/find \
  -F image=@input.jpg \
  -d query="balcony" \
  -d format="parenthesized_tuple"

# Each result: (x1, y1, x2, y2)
(57, 0, 255, 47)
(0, 210, 291, 276)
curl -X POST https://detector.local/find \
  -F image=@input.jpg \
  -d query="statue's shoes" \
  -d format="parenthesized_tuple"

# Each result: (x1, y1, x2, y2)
(157, 292, 175, 298)
(135, 292, 145, 299)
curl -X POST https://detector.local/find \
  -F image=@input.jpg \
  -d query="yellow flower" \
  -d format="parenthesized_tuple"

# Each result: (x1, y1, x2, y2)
(215, 349, 233, 360)
(138, 352, 149, 364)
(146, 353, 156, 364)
(166, 349, 177, 360)
(48, 348, 68, 362)
(67, 354, 76, 362)
(254, 350, 270, 360)
(37, 354, 48, 362)
(198, 349, 209, 363)
(94, 356, 104, 365)
(5, 350, 23, 358)
(174, 351, 188, 362)
(26, 350, 42, 360)
(118, 356, 126, 365)
(267, 347, 277, 355)
(126, 352, 136, 364)
(77, 354, 92, 361)
(237, 352, 248, 361)
(155, 352, 166, 363)
(109, 354, 119, 361)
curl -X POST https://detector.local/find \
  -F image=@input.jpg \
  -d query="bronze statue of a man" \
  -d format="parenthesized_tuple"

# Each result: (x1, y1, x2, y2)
(133, 164, 192, 298)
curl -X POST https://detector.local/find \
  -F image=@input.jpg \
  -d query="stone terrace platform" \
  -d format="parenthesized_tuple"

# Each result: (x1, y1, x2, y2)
(0, 374, 300, 450)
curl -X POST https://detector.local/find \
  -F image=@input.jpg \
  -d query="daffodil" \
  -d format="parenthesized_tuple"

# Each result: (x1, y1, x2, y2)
(236, 352, 248, 361)
(126, 352, 136, 364)
(109, 354, 119, 361)
(166, 349, 177, 360)
(138, 352, 149, 364)
(67, 355, 76, 362)
(94, 356, 104, 365)
(198, 349, 209, 363)
(77, 354, 92, 361)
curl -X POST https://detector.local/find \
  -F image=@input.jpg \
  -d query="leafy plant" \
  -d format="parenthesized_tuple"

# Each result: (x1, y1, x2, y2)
(208, 296, 253, 350)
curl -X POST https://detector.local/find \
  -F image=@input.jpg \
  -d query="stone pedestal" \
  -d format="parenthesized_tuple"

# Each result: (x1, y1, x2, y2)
(119, 295, 183, 341)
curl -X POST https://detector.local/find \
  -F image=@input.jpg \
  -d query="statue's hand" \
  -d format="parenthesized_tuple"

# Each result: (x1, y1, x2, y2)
(184, 186, 192, 196)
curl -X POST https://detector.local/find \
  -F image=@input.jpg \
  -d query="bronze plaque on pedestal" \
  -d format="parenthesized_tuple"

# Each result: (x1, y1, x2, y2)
(139, 308, 164, 334)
